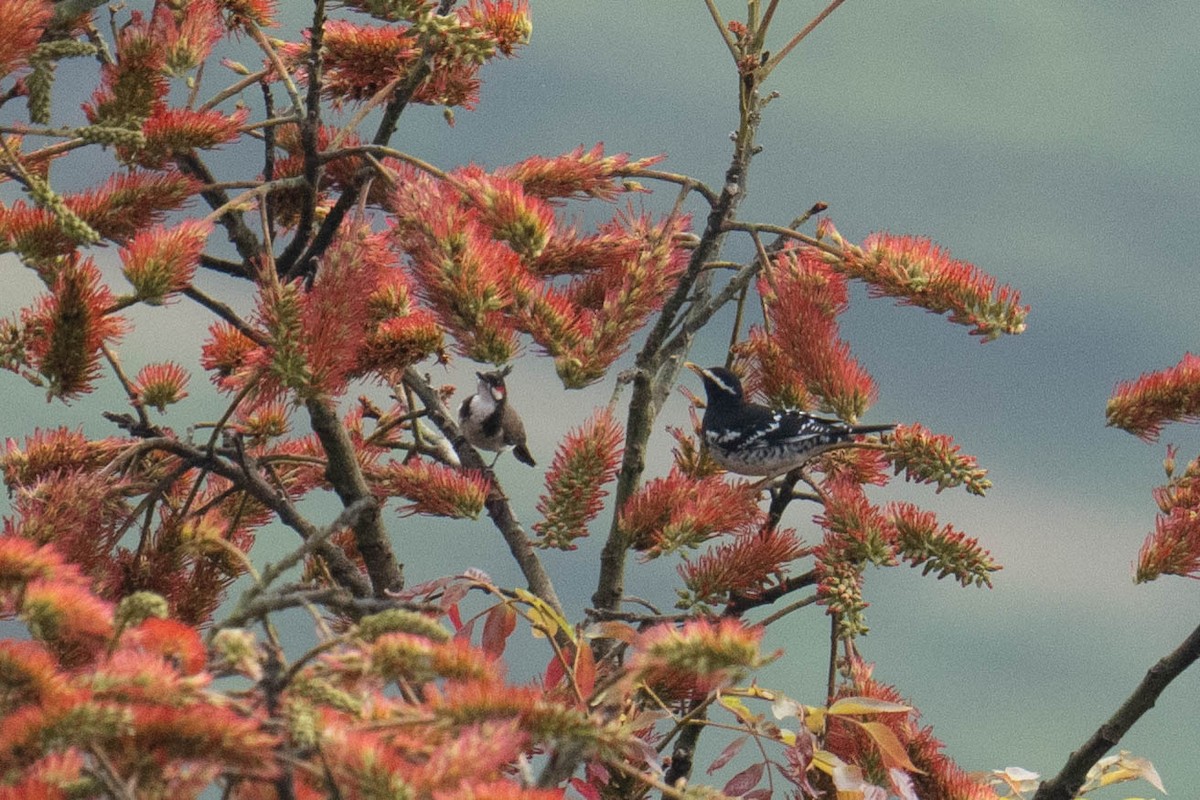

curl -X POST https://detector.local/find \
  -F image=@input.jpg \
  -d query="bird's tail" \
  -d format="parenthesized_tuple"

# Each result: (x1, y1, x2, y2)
(513, 443, 537, 467)
(849, 422, 896, 436)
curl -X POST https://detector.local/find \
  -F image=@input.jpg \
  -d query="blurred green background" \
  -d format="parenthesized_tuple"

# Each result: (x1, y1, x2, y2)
(3, 2, 1199, 796)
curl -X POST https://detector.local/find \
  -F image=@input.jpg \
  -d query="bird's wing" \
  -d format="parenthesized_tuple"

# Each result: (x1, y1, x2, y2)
(758, 409, 846, 446)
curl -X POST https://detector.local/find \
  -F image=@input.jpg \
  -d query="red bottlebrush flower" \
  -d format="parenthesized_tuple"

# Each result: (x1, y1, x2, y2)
(885, 423, 991, 496)
(357, 309, 445, 377)
(200, 320, 259, 392)
(1107, 352, 1200, 441)
(1137, 452, 1200, 581)
(132, 361, 190, 412)
(678, 526, 806, 609)
(456, 168, 557, 260)
(10, 469, 128, 576)
(376, 459, 491, 519)
(0, 0, 52, 79)
(118, 617, 208, 675)
(133, 105, 247, 168)
(0, 639, 74, 708)
(1136, 506, 1200, 582)
(369, 632, 496, 684)
(128, 704, 279, 777)
(826, 657, 999, 800)
(152, 0, 224, 75)
(751, 245, 877, 420)
(888, 502, 999, 588)
(20, 256, 126, 400)
(629, 618, 764, 697)
(0, 536, 85, 592)
(392, 173, 528, 363)
(497, 144, 665, 203)
(815, 480, 898, 567)
(2, 170, 199, 261)
(237, 399, 291, 439)
(528, 223, 642, 278)
(285, 20, 419, 105)
(21, 578, 115, 651)
(843, 232, 1028, 341)
(460, 0, 532, 56)
(296, 225, 396, 393)
(812, 481, 897, 637)
(2, 426, 126, 489)
(619, 469, 763, 557)
(820, 446, 891, 488)
(533, 409, 623, 550)
(533, 212, 690, 388)
(217, 0, 277, 29)
(82, 14, 169, 128)
(120, 220, 210, 304)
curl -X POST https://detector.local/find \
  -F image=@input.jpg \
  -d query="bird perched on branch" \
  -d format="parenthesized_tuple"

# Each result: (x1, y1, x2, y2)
(684, 362, 893, 479)
(459, 365, 536, 467)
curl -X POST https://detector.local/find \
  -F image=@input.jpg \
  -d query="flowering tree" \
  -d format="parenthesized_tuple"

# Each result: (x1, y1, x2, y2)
(0, 1, 1182, 798)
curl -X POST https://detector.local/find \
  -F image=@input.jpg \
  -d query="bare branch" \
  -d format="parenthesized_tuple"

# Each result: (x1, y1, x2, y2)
(1034, 620, 1200, 800)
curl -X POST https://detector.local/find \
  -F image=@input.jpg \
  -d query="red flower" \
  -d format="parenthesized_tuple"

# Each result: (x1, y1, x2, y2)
(0, 0, 52, 78)
(533, 409, 624, 550)
(1107, 352, 1200, 441)
(120, 220, 211, 304)
(20, 257, 126, 399)
(619, 468, 763, 556)
(132, 362, 191, 412)
(840, 230, 1027, 341)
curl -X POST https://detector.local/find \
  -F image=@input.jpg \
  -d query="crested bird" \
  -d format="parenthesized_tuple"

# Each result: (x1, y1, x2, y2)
(458, 365, 536, 467)
(684, 362, 893, 480)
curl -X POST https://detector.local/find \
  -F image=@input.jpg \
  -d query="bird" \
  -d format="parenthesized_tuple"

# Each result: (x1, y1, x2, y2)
(458, 365, 536, 467)
(684, 362, 893, 480)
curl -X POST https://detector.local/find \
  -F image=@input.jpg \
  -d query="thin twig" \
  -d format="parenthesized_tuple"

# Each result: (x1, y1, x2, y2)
(761, 0, 850, 75)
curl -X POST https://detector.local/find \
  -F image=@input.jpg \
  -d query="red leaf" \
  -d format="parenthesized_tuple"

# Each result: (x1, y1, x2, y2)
(446, 602, 464, 632)
(570, 777, 602, 800)
(574, 642, 596, 699)
(707, 734, 749, 775)
(454, 616, 476, 642)
(481, 602, 517, 660)
(544, 650, 567, 689)
(722, 762, 764, 797)
(744, 791, 772, 800)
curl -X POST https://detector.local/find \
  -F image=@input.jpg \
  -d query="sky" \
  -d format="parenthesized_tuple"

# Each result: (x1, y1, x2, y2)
(3, 1, 1200, 796)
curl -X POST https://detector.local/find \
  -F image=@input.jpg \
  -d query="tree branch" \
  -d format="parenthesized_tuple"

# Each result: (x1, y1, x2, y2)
(304, 395, 404, 597)
(593, 86, 764, 615)
(402, 367, 565, 616)
(1033, 619, 1200, 800)
(120, 436, 371, 598)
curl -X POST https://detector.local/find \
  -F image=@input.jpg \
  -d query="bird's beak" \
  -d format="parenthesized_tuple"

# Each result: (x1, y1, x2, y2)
(683, 362, 704, 378)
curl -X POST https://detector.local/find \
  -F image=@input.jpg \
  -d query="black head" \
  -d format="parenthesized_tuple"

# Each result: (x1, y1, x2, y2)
(684, 363, 745, 407)
(476, 365, 512, 402)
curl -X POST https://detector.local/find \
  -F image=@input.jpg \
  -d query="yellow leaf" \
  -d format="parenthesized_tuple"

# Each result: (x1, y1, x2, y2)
(828, 696, 912, 716)
(719, 695, 759, 725)
(514, 588, 573, 640)
(858, 721, 923, 774)
(810, 748, 847, 777)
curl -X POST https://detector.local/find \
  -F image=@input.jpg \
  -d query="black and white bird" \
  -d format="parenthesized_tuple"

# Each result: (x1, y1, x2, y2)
(458, 366, 536, 467)
(685, 362, 893, 479)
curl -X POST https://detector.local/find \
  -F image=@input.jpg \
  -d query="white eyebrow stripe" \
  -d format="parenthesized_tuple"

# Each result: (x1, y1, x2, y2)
(706, 370, 738, 395)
